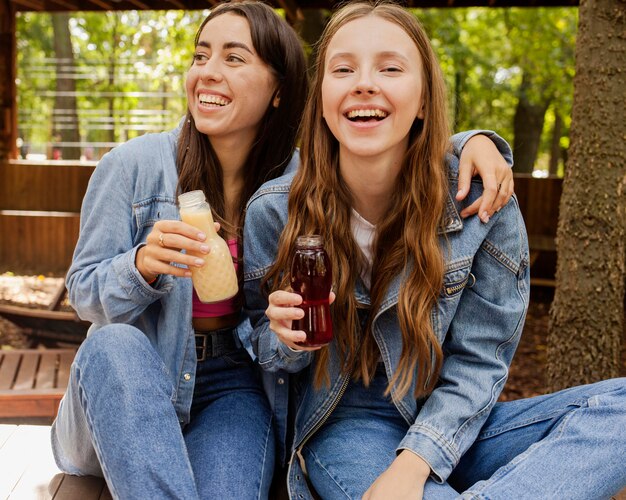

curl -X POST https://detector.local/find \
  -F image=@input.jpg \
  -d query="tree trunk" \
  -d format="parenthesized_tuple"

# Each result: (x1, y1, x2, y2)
(512, 73, 550, 174)
(549, 111, 563, 176)
(52, 12, 80, 160)
(547, 0, 626, 391)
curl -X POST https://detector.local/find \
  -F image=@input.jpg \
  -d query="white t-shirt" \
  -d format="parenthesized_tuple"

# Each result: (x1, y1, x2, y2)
(350, 208, 376, 289)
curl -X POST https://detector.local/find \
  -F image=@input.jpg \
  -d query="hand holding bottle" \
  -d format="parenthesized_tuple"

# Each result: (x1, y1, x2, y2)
(266, 289, 336, 352)
(136, 219, 218, 283)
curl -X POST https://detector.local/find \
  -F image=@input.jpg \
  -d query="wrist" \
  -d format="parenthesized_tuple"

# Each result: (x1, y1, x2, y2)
(397, 449, 431, 480)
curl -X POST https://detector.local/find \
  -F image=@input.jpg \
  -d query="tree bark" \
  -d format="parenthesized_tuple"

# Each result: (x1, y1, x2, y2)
(547, 0, 626, 391)
(512, 73, 550, 174)
(52, 12, 81, 160)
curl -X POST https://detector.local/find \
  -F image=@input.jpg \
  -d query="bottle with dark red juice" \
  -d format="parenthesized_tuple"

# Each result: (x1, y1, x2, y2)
(291, 235, 333, 347)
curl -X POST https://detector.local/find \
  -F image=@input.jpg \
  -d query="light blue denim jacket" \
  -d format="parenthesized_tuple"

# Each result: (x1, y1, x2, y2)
(66, 125, 299, 426)
(243, 132, 529, 497)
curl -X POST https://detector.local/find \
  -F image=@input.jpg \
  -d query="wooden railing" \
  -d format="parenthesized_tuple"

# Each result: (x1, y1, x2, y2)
(0, 164, 564, 278)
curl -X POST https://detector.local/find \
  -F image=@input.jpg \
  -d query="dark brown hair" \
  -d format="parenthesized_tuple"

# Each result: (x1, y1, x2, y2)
(177, 1, 308, 233)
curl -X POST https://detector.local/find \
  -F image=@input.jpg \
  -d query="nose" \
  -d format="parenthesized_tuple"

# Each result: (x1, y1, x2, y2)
(352, 72, 379, 96)
(200, 57, 223, 83)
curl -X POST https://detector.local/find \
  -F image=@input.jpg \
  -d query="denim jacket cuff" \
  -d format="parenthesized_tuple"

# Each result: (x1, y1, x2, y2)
(113, 245, 173, 302)
(451, 130, 514, 167)
(397, 423, 460, 483)
(278, 341, 311, 362)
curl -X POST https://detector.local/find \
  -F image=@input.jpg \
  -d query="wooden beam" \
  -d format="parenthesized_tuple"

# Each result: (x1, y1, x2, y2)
(10, 0, 44, 9)
(82, 0, 113, 9)
(126, 0, 150, 9)
(49, 0, 79, 9)
(166, 0, 185, 9)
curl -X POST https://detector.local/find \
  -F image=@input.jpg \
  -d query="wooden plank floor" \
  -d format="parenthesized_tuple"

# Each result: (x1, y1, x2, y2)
(0, 425, 109, 499)
(0, 350, 77, 420)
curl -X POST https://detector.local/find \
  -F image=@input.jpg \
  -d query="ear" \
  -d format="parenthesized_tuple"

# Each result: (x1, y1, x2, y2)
(272, 90, 281, 108)
(417, 103, 425, 120)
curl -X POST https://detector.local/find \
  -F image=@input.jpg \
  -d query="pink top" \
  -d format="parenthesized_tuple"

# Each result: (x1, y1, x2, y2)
(192, 238, 240, 317)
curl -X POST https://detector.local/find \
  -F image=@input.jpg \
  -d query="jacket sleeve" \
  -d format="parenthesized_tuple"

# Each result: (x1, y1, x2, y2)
(66, 148, 174, 325)
(242, 189, 312, 373)
(450, 130, 514, 167)
(397, 197, 529, 482)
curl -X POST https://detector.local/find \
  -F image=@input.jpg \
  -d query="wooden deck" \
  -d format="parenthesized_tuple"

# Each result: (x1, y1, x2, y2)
(0, 349, 76, 421)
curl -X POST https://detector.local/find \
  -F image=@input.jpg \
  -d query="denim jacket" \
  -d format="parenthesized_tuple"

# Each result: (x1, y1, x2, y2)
(66, 126, 299, 426)
(243, 132, 529, 498)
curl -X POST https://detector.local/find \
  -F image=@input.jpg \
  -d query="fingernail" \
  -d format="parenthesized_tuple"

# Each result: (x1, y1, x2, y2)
(200, 244, 209, 253)
(481, 213, 490, 223)
(197, 232, 206, 240)
(194, 258, 205, 266)
(456, 189, 463, 196)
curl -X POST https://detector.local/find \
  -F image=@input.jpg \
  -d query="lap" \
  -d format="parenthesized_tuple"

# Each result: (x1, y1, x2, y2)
(185, 350, 275, 498)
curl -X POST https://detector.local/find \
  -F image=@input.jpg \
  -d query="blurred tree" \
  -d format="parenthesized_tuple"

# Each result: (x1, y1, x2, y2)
(547, 0, 625, 390)
(52, 12, 81, 160)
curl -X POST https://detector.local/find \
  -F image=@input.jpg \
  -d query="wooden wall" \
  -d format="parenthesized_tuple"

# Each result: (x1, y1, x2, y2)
(0, 161, 94, 274)
(0, 166, 564, 276)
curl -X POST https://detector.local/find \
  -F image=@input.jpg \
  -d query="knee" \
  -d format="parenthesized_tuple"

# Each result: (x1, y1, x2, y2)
(75, 324, 154, 379)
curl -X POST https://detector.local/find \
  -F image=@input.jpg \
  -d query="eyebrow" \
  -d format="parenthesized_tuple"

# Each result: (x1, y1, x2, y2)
(196, 40, 254, 54)
(328, 51, 410, 63)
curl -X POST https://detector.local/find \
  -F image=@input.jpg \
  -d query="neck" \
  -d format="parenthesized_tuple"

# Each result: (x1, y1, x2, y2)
(211, 137, 249, 232)
(340, 152, 403, 225)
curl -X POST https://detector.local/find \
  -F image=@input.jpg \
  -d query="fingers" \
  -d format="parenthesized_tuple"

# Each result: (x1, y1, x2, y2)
(460, 171, 515, 222)
(456, 156, 476, 202)
(136, 220, 211, 280)
(266, 291, 322, 352)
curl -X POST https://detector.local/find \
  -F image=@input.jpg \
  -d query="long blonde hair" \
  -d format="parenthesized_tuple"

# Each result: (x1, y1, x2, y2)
(264, 1, 450, 399)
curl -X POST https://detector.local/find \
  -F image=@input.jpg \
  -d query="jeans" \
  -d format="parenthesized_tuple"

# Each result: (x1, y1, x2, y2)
(304, 364, 626, 499)
(51, 324, 275, 500)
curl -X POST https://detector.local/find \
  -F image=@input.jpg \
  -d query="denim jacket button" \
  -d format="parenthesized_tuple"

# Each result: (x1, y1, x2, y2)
(278, 377, 285, 385)
(183, 373, 191, 381)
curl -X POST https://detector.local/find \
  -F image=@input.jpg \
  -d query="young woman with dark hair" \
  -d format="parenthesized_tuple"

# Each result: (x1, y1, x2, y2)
(243, 2, 626, 499)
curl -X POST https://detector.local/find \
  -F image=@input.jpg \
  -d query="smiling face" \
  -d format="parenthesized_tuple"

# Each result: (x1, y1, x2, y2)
(321, 15, 425, 166)
(185, 13, 278, 149)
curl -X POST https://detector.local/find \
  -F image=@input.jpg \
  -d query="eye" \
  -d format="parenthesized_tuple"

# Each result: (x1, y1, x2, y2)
(331, 66, 353, 74)
(226, 54, 245, 63)
(193, 53, 208, 64)
(382, 66, 402, 73)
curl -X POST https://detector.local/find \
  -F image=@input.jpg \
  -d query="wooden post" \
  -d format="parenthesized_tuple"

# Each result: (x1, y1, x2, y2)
(0, 0, 17, 160)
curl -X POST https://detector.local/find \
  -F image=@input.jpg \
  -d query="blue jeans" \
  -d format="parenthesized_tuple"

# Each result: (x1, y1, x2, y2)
(51, 324, 275, 499)
(304, 365, 626, 499)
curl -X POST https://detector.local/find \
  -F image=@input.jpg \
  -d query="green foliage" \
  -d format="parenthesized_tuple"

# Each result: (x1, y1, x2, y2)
(16, 7, 577, 170)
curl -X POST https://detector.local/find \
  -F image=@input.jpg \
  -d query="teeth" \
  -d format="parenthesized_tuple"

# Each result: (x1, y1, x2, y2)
(199, 94, 230, 106)
(346, 109, 388, 119)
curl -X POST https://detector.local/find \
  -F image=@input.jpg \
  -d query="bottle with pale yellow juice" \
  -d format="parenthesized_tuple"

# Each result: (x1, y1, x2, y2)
(178, 190, 238, 303)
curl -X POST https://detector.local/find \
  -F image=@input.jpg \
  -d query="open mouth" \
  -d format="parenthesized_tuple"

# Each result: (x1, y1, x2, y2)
(345, 109, 388, 122)
(199, 94, 231, 107)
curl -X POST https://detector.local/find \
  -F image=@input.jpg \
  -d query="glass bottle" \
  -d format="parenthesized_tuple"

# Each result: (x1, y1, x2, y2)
(290, 234, 333, 346)
(178, 190, 238, 303)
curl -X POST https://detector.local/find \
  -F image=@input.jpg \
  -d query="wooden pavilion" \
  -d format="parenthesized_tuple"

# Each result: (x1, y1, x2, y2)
(0, 0, 570, 276)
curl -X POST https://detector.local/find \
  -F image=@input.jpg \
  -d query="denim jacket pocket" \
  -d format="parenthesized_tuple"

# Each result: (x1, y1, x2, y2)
(441, 262, 474, 299)
(132, 197, 179, 242)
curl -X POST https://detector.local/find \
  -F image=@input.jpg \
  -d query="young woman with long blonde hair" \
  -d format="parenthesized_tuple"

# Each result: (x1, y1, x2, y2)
(243, 2, 626, 498)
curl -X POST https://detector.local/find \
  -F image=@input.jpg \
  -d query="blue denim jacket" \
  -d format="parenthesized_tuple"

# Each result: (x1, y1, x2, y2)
(243, 133, 529, 497)
(66, 126, 299, 426)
